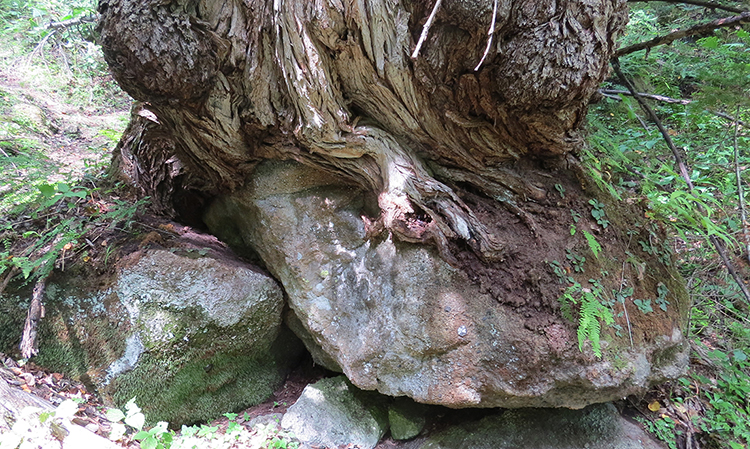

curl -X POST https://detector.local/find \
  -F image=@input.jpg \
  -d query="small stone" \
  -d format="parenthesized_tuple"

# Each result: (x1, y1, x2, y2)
(457, 325, 467, 337)
(388, 398, 427, 440)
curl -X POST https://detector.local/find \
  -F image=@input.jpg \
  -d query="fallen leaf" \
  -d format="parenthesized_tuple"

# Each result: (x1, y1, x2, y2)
(648, 400, 661, 412)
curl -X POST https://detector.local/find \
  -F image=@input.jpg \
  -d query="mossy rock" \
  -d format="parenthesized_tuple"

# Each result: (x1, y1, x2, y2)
(1, 247, 303, 426)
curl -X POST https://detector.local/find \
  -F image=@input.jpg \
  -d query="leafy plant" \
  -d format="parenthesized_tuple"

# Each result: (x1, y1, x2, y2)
(634, 298, 654, 314)
(583, 230, 602, 259)
(565, 249, 586, 273)
(559, 280, 615, 358)
(588, 199, 610, 229)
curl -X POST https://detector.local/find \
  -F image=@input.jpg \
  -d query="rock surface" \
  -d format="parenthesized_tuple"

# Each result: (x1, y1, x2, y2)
(205, 160, 690, 409)
(406, 404, 665, 449)
(0, 233, 302, 425)
(388, 398, 428, 440)
(281, 376, 389, 449)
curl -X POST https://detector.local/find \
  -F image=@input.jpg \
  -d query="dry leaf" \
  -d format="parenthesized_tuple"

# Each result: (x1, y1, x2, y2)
(648, 400, 661, 412)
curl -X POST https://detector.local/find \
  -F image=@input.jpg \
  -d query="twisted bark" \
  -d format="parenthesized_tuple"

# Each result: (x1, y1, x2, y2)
(99, 0, 628, 261)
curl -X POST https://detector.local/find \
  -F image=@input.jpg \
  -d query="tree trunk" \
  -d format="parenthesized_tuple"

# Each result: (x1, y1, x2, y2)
(98, 0, 628, 261)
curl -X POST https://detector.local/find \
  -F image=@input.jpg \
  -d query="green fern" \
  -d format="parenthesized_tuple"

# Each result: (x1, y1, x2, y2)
(583, 230, 602, 259)
(560, 282, 615, 358)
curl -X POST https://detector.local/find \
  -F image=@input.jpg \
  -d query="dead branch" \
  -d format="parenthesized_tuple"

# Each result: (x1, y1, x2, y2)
(47, 14, 99, 30)
(615, 11, 750, 57)
(714, 110, 750, 128)
(600, 89, 691, 104)
(612, 58, 750, 307)
(600, 89, 750, 127)
(411, 0, 443, 59)
(19, 277, 47, 359)
(627, 0, 746, 14)
(733, 107, 750, 264)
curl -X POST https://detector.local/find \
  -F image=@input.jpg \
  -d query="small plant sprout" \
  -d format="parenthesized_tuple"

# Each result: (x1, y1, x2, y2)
(588, 199, 610, 228)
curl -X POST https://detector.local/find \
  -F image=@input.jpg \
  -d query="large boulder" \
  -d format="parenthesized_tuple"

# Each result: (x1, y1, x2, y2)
(0, 232, 302, 425)
(205, 160, 689, 409)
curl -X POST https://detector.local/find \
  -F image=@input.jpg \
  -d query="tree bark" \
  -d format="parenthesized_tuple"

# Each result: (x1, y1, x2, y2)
(98, 0, 629, 262)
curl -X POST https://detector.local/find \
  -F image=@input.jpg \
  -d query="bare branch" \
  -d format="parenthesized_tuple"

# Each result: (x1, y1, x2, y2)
(615, 11, 750, 57)
(411, 0, 443, 60)
(714, 110, 750, 127)
(600, 88, 750, 126)
(600, 88, 691, 104)
(612, 58, 750, 306)
(627, 0, 746, 14)
(46, 14, 99, 30)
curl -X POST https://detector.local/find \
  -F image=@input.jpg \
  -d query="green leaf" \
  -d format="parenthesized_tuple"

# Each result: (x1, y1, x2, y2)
(106, 408, 126, 422)
(583, 230, 601, 259)
(125, 412, 145, 431)
(140, 436, 158, 449)
(133, 430, 150, 440)
(38, 183, 55, 198)
(125, 398, 142, 416)
(699, 36, 719, 49)
(180, 425, 198, 437)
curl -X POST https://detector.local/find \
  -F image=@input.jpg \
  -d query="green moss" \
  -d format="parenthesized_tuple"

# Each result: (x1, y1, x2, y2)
(0, 293, 28, 354)
(111, 351, 281, 426)
(110, 327, 303, 427)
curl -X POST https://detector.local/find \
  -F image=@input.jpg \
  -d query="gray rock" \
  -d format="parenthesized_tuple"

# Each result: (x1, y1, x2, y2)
(411, 404, 665, 449)
(285, 309, 342, 372)
(388, 398, 428, 440)
(204, 160, 689, 409)
(0, 237, 302, 426)
(281, 376, 389, 449)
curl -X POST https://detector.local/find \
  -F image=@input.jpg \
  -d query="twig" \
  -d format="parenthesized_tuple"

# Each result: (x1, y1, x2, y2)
(474, 0, 499, 71)
(600, 89, 691, 105)
(615, 11, 750, 57)
(612, 58, 750, 306)
(46, 14, 99, 30)
(26, 29, 56, 66)
(600, 89, 750, 128)
(19, 277, 47, 359)
(627, 0, 746, 14)
(714, 110, 750, 128)
(0, 146, 19, 174)
(733, 107, 750, 264)
(411, 0, 443, 60)
(618, 261, 635, 348)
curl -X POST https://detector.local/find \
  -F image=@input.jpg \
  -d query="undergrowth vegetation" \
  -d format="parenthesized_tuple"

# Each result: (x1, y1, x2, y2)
(585, 3, 750, 448)
(0, 0, 134, 290)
